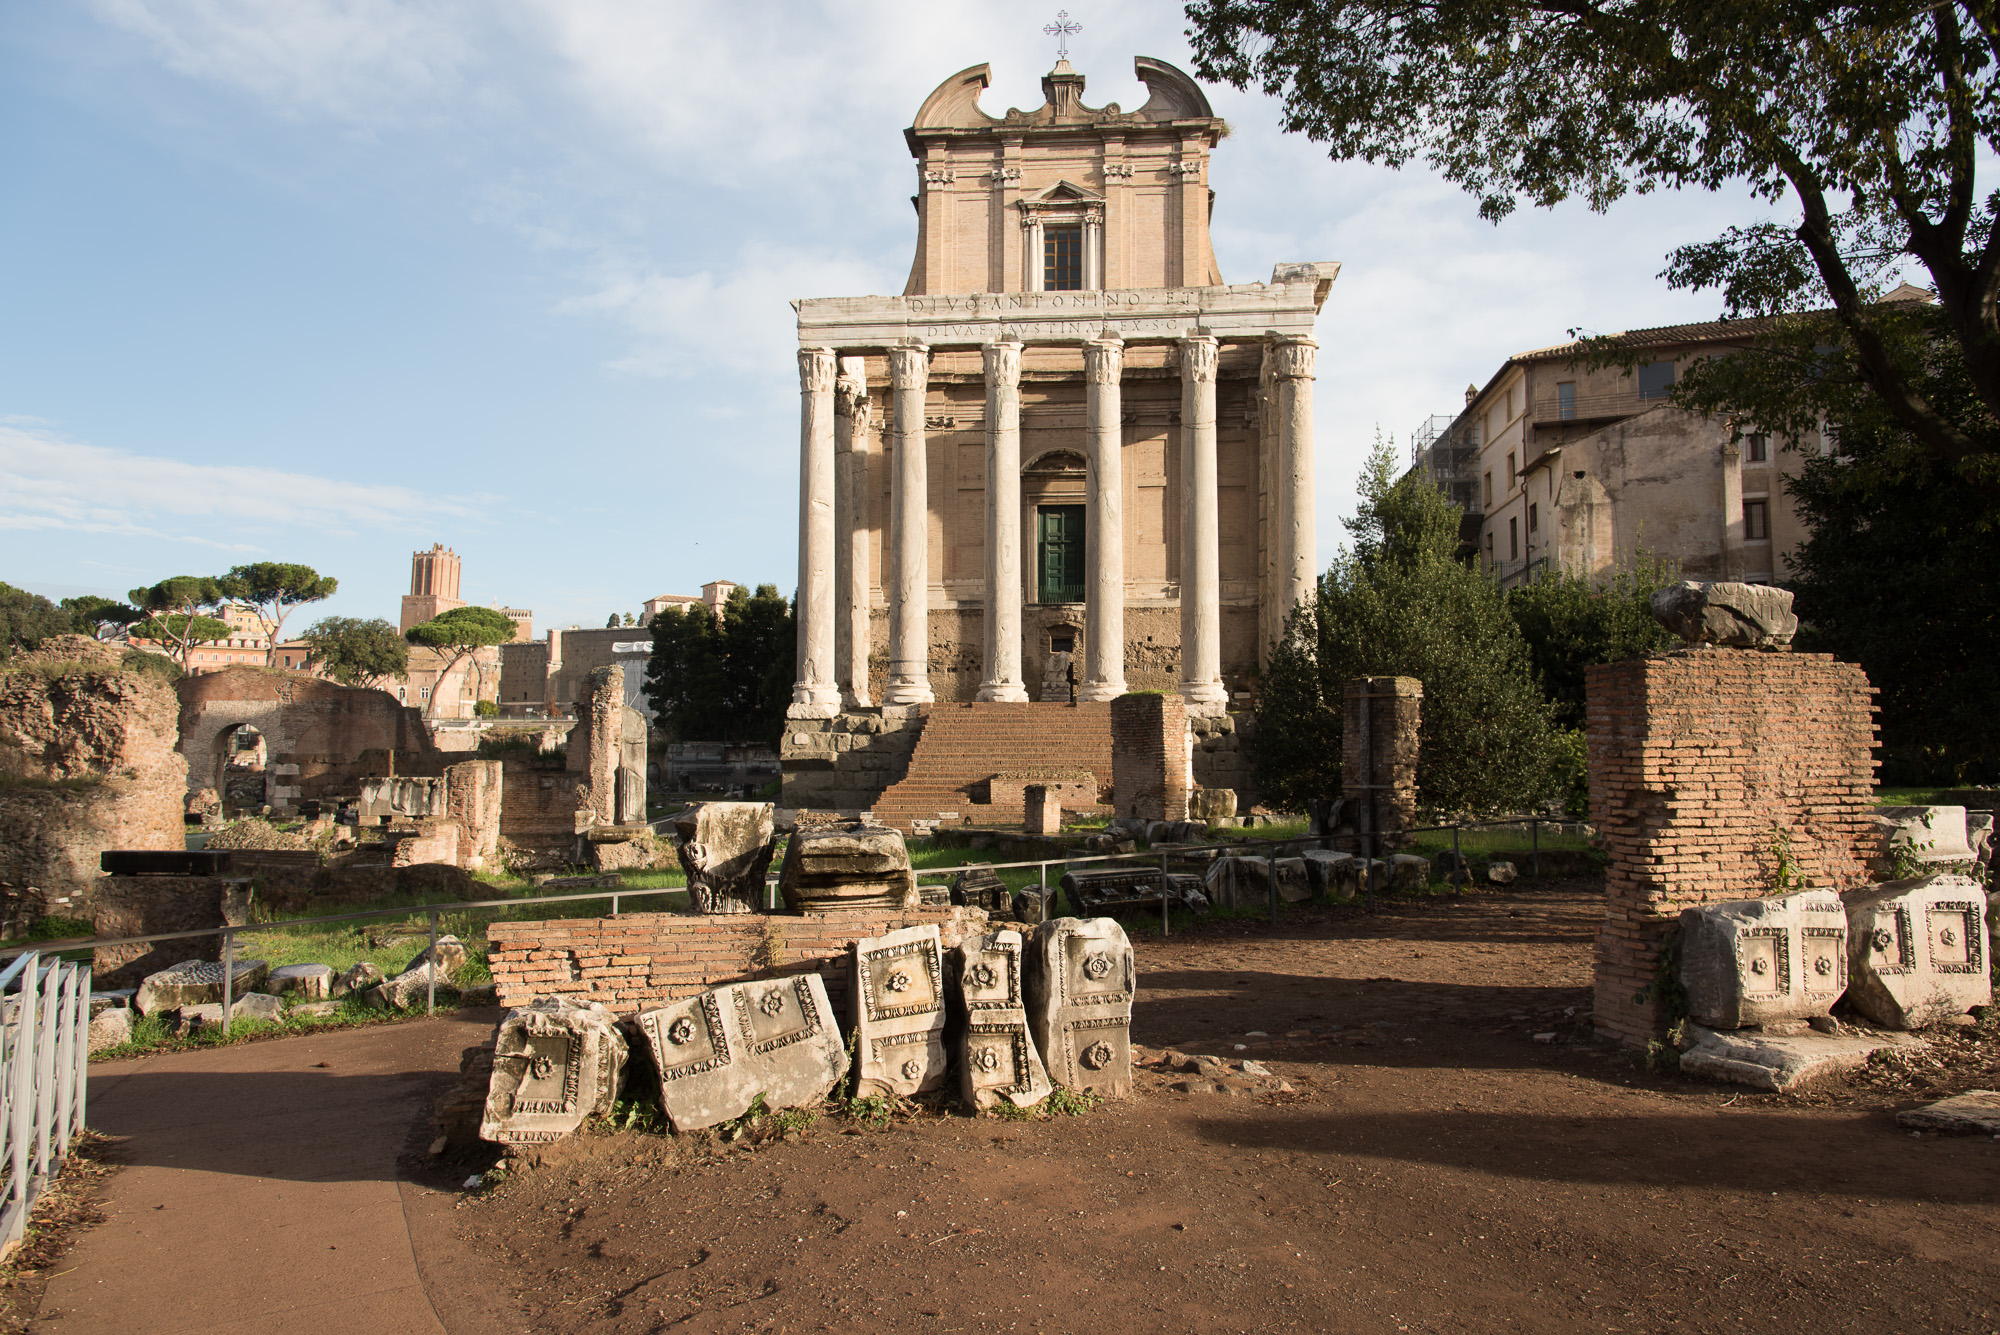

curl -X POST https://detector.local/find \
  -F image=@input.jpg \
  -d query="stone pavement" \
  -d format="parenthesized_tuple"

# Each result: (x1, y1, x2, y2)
(37, 1010, 507, 1334)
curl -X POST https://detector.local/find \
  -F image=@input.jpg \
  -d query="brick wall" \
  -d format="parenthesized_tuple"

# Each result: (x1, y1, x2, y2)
(1110, 693, 1190, 820)
(486, 905, 990, 1018)
(1342, 677, 1421, 839)
(1587, 650, 1877, 1046)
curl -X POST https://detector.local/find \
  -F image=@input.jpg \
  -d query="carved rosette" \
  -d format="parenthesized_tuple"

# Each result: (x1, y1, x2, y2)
(889, 344, 930, 392)
(1179, 335, 1219, 384)
(1083, 336, 1124, 385)
(1269, 336, 1318, 381)
(798, 346, 837, 394)
(983, 340, 1022, 387)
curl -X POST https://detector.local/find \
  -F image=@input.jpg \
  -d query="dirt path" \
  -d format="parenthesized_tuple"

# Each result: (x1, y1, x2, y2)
(448, 885, 2000, 1334)
(35, 1011, 504, 1335)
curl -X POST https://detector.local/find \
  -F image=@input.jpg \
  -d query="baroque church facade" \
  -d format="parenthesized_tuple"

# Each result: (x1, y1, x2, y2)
(781, 55, 1337, 817)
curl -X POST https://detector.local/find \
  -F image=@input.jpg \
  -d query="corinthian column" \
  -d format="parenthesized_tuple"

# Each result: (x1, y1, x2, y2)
(1080, 333, 1128, 702)
(834, 355, 872, 708)
(1178, 335, 1226, 715)
(884, 343, 934, 705)
(789, 346, 841, 718)
(975, 341, 1028, 701)
(1271, 335, 1319, 634)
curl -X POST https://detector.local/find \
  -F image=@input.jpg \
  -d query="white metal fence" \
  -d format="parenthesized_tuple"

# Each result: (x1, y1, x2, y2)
(0, 952, 91, 1256)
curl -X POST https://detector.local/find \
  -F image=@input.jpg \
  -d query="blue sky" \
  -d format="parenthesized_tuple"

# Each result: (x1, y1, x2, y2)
(2, 1, 1781, 635)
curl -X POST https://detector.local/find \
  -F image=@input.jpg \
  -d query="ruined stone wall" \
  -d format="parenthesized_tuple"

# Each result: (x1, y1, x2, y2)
(175, 668, 444, 813)
(567, 666, 645, 826)
(1587, 650, 1876, 1047)
(781, 707, 925, 812)
(87, 874, 240, 987)
(486, 905, 989, 1019)
(445, 758, 502, 870)
(1110, 692, 1191, 820)
(1191, 711, 1254, 808)
(0, 658, 187, 904)
(499, 757, 587, 851)
(1343, 677, 1421, 839)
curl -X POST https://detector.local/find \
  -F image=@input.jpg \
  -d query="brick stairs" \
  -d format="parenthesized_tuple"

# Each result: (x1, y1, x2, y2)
(871, 701, 1115, 833)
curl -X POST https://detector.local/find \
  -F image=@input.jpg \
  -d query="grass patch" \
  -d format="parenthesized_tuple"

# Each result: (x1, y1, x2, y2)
(1876, 787, 1947, 805)
(91, 993, 475, 1061)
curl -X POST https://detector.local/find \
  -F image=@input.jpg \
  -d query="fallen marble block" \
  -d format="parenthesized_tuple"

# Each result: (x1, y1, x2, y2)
(1650, 580, 1799, 648)
(1303, 849, 1357, 900)
(777, 824, 915, 912)
(87, 1007, 132, 1054)
(1870, 806, 1979, 878)
(373, 936, 470, 1009)
(1678, 1023, 1920, 1092)
(636, 974, 846, 1132)
(331, 961, 384, 999)
(1679, 888, 1847, 1028)
(1896, 1089, 2000, 1134)
(1432, 850, 1470, 884)
(1025, 916, 1134, 1098)
(267, 964, 335, 1000)
(1144, 820, 1207, 845)
(1842, 874, 1990, 1029)
(1388, 854, 1430, 892)
(674, 801, 777, 914)
(1202, 856, 1308, 909)
(1061, 866, 1205, 917)
(135, 959, 269, 1015)
(851, 924, 948, 1098)
(950, 865, 1012, 915)
(1486, 860, 1518, 885)
(947, 929, 1051, 1112)
(479, 997, 629, 1145)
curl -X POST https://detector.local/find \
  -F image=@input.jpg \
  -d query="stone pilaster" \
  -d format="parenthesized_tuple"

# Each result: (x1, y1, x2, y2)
(1079, 333, 1127, 702)
(1257, 344, 1278, 667)
(834, 355, 872, 709)
(976, 341, 1028, 702)
(790, 347, 841, 718)
(1271, 335, 1318, 635)
(884, 343, 934, 705)
(1177, 335, 1225, 715)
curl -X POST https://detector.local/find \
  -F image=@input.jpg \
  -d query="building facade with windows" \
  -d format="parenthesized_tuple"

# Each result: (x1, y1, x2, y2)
(783, 55, 1337, 719)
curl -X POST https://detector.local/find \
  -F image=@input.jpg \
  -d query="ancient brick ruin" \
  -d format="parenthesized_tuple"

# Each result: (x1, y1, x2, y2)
(1341, 676, 1421, 846)
(1587, 649, 1877, 1046)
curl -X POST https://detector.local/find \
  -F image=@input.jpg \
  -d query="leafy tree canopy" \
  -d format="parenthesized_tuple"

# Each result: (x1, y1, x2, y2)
(645, 583, 795, 749)
(301, 616, 410, 688)
(1186, 0, 2000, 482)
(1257, 436, 1559, 815)
(218, 562, 337, 666)
(0, 582, 70, 661)
(60, 595, 141, 640)
(404, 605, 519, 655)
(128, 577, 228, 665)
(1505, 556, 1681, 733)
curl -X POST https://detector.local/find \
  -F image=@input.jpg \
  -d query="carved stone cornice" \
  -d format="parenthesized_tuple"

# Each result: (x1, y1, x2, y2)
(798, 347, 837, 393)
(1083, 335, 1124, 385)
(983, 340, 1022, 387)
(1268, 336, 1317, 381)
(889, 344, 931, 392)
(1178, 335, 1219, 384)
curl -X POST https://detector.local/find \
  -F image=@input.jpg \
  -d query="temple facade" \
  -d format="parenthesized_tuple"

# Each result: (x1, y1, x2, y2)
(781, 56, 1338, 817)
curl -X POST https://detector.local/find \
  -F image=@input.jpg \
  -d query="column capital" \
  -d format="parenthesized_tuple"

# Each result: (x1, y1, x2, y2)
(889, 343, 930, 391)
(1083, 334, 1124, 385)
(982, 340, 1022, 386)
(1178, 334, 1219, 384)
(1269, 335, 1318, 381)
(798, 346, 837, 393)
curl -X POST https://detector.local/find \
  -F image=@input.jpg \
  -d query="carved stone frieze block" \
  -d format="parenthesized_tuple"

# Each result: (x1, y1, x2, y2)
(480, 997, 629, 1145)
(1842, 873, 1991, 1029)
(1025, 916, 1134, 1098)
(1678, 888, 1848, 1029)
(636, 973, 846, 1132)
(851, 923, 948, 1098)
(946, 930, 1050, 1112)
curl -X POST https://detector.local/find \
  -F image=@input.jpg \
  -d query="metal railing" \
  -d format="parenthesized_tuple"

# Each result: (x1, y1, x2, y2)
(0, 951, 90, 1257)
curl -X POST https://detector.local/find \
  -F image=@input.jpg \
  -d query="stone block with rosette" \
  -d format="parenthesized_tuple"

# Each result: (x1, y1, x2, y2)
(1842, 873, 1990, 1029)
(850, 923, 948, 1097)
(1025, 916, 1134, 1098)
(479, 997, 629, 1145)
(1678, 889, 1848, 1029)
(947, 930, 1051, 1112)
(637, 974, 846, 1132)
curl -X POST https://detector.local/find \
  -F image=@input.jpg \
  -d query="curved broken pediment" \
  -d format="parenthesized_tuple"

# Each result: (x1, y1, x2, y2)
(1133, 57, 1215, 120)
(913, 63, 999, 130)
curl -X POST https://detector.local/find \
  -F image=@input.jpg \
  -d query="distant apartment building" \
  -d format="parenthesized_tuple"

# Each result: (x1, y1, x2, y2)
(501, 580, 738, 722)
(641, 580, 735, 625)
(1408, 289, 1931, 587)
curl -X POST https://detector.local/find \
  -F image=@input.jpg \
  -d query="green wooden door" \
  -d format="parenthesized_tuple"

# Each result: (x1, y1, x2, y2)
(1038, 505, 1085, 604)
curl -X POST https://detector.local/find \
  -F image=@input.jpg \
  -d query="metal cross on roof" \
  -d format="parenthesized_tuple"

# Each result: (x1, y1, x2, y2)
(1044, 10, 1081, 60)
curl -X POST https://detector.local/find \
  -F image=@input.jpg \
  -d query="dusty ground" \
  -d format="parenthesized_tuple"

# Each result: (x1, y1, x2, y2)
(414, 882, 2000, 1334)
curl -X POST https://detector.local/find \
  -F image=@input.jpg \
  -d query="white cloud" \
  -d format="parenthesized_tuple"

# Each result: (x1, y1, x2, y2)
(0, 425, 492, 543)
(88, 0, 478, 123)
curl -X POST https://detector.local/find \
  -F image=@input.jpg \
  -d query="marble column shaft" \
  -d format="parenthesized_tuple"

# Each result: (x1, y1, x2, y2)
(834, 356, 872, 709)
(1272, 335, 1319, 637)
(790, 346, 840, 717)
(1080, 334, 1127, 702)
(1177, 335, 1226, 714)
(976, 341, 1028, 701)
(884, 344, 934, 706)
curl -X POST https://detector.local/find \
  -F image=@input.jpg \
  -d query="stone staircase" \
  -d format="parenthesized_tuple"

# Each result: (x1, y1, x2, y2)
(871, 702, 1116, 833)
